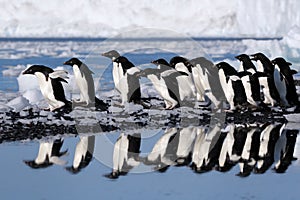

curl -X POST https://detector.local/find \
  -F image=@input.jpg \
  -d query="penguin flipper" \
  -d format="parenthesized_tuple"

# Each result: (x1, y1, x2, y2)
(238, 71, 252, 78)
(254, 72, 268, 78)
(291, 69, 298, 75)
(49, 70, 69, 80)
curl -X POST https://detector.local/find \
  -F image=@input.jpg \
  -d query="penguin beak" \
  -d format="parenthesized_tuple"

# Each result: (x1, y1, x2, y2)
(22, 69, 30, 75)
(250, 55, 257, 61)
(63, 61, 70, 65)
(234, 55, 240, 60)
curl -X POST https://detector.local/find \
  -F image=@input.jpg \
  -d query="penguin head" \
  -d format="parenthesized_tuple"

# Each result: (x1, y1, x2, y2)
(23, 157, 52, 169)
(235, 54, 250, 62)
(101, 50, 120, 61)
(250, 52, 267, 62)
(65, 166, 81, 174)
(114, 56, 130, 64)
(22, 65, 54, 76)
(215, 62, 230, 70)
(151, 59, 170, 71)
(271, 57, 292, 67)
(63, 58, 82, 67)
(170, 56, 192, 72)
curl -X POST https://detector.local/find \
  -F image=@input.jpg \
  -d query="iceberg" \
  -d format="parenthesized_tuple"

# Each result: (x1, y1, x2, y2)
(0, 0, 300, 38)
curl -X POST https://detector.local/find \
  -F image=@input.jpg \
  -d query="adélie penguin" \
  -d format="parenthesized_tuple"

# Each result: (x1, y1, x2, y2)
(235, 54, 269, 110)
(101, 50, 121, 93)
(22, 65, 71, 111)
(137, 59, 188, 109)
(112, 56, 142, 105)
(271, 57, 299, 107)
(104, 133, 141, 179)
(250, 53, 280, 106)
(66, 136, 95, 174)
(189, 57, 226, 110)
(169, 56, 197, 101)
(63, 58, 108, 111)
(216, 62, 248, 111)
(24, 139, 68, 169)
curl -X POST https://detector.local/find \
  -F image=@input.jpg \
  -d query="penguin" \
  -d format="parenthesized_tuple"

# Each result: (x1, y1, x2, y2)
(216, 124, 237, 172)
(22, 65, 70, 111)
(63, 58, 108, 111)
(24, 139, 67, 169)
(189, 57, 226, 109)
(273, 129, 298, 173)
(254, 123, 281, 174)
(216, 62, 248, 111)
(141, 128, 178, 172)
(65, 136, 95, 174)
(174, 127, 197, 166)
(104, 133, 141, 179)
(272, 57, 299, 107)
(169, 56, 197, 101)
(137, 59, 188, 109)
(101, 50, 121, 93)
(250, 53, 280, 106)
(237, 126, 261, 177)
(113, 56, 142, 105)
(190, 124, 225, 173)
(235, 54, 268, 108)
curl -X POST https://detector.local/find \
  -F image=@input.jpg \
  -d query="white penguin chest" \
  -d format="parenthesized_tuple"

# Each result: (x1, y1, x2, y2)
(35, 72, 56, 101)
(73, 65, 89, 93)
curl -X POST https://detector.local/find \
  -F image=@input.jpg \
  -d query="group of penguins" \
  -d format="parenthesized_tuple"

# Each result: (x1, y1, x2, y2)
(22, 50, 299, 113)
(23, 123, 297, 178)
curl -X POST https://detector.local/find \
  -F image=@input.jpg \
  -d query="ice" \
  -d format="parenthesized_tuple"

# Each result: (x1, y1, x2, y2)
(17, 73, 39, 92)
(1, 0, 300, 38)
(6, 96, 30, 112)
(284, 114, 300, 123)
(22, 89, 44, 104)
(2, 65, 26, 77)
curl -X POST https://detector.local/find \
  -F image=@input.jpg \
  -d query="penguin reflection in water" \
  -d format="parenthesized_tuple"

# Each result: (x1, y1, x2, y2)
(63, 58, 108, 111)
(22, 65, 71, 111)
(66, 136, 95, 174)
(137, 59, 188, 109)
(104, 133, 141, 179)
(24, 139, 68, 169)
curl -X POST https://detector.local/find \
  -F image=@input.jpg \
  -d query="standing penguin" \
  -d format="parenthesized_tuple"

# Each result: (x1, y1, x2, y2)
(189, 57, 226, 109)
(113, 56, 142, 105)
(101, 50, 121, 93)
(138, 59, 187, 109)
(63, 58, 108, 110)
(22, 65, 70, 111)
(235, 54, 268, 108)
(216, 62, 248, 111)
(272, 57, 299, 107)
(250, 53, 280, 106)
(169, 56, 197, 101)
(24, 139, 67, 169)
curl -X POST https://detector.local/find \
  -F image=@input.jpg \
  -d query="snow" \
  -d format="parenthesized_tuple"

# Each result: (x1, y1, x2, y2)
(1, 0, 300, 38)
(6, 95, 30, 112)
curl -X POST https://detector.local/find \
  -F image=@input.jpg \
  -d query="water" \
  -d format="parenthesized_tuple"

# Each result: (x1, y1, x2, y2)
(0, 38, 300, 200)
